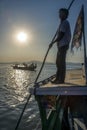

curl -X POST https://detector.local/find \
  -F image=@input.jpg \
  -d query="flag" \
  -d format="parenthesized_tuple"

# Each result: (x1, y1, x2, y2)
(71, 6, 84, 51)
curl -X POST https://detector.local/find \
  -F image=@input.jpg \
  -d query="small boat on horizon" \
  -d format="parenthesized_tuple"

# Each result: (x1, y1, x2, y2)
(12, 63, 37, 71)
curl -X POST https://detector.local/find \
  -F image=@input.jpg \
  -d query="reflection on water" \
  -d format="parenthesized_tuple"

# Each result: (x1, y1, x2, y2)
(5, 67, 37, 104)
(11, 69, 31, 102)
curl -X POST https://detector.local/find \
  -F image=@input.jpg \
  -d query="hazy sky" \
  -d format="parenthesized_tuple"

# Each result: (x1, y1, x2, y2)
(0, 0, 87, 63)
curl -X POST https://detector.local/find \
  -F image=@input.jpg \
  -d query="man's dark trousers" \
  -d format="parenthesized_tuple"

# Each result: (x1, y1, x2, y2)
(56, 45, 68, 82)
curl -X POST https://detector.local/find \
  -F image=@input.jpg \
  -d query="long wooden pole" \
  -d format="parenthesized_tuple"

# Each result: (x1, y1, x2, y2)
(15, 0, 76, 130)
(34, 30, 58, 84)
(68, 0, 75, 10)
(82, 5, 87, 84)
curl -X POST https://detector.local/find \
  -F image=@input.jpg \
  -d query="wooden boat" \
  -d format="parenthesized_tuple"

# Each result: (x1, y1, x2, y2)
(30, 67, 87, 130)
(13, 63, 37, 71)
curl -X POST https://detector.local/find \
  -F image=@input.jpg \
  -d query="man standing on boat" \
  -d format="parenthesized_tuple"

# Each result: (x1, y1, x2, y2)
(49, 8, 71, 84)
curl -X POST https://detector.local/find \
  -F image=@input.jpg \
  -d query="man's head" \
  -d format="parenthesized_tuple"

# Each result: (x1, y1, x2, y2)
(59, 8, 69, 20)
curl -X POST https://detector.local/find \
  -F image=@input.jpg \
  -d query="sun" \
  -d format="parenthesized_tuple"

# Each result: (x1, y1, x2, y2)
(17, 32, 27, 42)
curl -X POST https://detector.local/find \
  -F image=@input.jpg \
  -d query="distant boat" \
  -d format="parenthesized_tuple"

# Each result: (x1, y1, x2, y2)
(12, 63, 37, 71)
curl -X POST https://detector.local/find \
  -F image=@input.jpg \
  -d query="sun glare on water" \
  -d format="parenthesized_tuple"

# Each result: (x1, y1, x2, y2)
(17, 32, 27, 43)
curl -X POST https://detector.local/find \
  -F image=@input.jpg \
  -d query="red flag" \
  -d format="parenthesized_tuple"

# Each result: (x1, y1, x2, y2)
(71, 6, 84, 51)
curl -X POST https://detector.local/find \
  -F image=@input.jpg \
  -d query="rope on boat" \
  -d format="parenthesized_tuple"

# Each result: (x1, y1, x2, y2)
(14, 0, 76, 129)
(35, 74, 56, 86)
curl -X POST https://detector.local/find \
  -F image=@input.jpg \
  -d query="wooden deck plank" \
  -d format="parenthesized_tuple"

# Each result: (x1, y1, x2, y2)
(41, 69, 86, 88)
(29, 69, 87, 96)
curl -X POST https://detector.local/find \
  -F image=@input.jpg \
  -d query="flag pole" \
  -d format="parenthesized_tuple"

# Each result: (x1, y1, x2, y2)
(82, 5, 87, 84)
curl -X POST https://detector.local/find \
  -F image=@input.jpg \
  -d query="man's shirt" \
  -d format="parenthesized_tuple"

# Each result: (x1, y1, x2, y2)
(57, 19, 71, 48)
